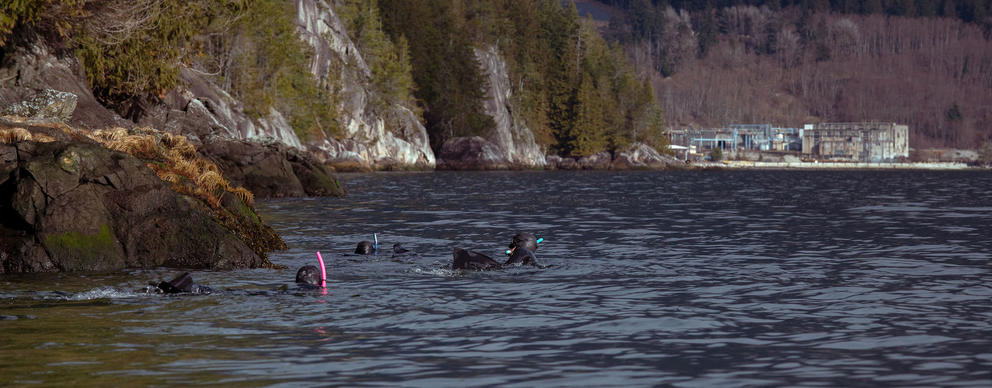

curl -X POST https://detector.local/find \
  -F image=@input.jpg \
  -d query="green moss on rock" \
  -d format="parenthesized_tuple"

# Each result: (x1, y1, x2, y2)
(42, 224, 120, 271)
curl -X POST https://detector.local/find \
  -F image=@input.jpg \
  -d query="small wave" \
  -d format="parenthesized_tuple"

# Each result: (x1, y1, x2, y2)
(412, 267, 460, 277)
(65, 287, 141, 300)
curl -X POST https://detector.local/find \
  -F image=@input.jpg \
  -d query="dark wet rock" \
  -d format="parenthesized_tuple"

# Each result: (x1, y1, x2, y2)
(0, 126, 281, 273)
(545, 155, 578, 170)
(545, 144, 681, 170)
(437, 136, 510, 170)
(198, 138, 343, 198)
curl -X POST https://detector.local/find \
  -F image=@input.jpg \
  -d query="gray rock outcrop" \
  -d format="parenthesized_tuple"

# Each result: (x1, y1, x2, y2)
(138, 68, 304, 149)
(0, 43, 127, 129)
(1, 89, 77, 123)
(475, 46, 545, 168)
(0, 122, 283, 273)
(544, 143, 682, 170)
(612, 142, 684, 169)
(117, 1, 436, 172)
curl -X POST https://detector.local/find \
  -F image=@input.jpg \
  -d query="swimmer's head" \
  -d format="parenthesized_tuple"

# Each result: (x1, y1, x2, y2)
(509, 232, 539, 253)
(355, 241, 375, 255)
(296, 265, 321, 286)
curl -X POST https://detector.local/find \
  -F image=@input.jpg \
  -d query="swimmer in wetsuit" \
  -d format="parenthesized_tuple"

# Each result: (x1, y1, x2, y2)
(452, 232, 543, 271)
(141, 272, 213, 294)
(295, 264, 323, 290)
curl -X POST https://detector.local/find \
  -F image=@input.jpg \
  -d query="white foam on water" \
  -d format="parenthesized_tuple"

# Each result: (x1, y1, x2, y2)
(67, 287, 141, 300)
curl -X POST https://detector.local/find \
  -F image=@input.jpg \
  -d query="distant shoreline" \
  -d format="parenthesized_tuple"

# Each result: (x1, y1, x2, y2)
(695, 161, 976, 170)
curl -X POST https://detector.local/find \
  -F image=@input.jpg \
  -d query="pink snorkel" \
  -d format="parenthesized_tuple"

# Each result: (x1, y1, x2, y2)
(315, 251, 327, 288)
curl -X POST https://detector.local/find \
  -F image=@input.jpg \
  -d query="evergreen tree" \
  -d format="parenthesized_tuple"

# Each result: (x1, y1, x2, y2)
(378, 0, 494, 150)
(541, 0, 582, 155)
(571, 74, 608, 156)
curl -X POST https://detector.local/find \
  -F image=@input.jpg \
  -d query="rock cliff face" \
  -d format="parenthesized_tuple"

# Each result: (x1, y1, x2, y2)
(438, 46, 546, 169)
(0, 43, 127, 130)
(475, 46, 546, 168)
(138, 68, 304, 150)
(138, 0, 435, 171)
(296, 0, 435, 170)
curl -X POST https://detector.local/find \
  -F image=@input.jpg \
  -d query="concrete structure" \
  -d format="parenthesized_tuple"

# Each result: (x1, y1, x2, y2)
(668, 124, 802, 159)
(801, 122, 909, 162)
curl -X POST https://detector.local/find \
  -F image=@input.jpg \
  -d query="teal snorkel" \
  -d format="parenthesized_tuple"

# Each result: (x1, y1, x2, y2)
(507, 237, 543, 255)
(373, 233, 378, 256)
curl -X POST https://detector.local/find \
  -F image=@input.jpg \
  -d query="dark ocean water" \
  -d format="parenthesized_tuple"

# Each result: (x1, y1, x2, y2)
(2, 170, 991, 386)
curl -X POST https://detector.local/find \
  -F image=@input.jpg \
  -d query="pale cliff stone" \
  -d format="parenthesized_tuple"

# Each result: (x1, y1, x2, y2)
(475, 46, 545, 168)
(295, 0, 435, 169)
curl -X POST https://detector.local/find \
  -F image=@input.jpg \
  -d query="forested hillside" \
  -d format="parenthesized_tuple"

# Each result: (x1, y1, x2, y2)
(374, 0, 668, 156)
(1, 0, 669, 159)
(5, 0, 984, 153)
(589, 0, 992, 149)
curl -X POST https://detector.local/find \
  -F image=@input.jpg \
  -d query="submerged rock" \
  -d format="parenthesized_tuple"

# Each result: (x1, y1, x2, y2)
(0, 122, 284, 273)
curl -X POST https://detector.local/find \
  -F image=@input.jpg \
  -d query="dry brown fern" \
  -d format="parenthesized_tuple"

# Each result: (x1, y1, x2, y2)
(0, 128, 32, 144)
(195, 170, 225, 192)
(229, 187, 255, 208)
(89, 127, 260, 212)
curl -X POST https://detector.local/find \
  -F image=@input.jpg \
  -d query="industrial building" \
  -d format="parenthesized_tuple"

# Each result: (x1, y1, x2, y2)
(668, 124, 802, 154)
(801, 122, 909, 162)
(668, 122, 910, 162)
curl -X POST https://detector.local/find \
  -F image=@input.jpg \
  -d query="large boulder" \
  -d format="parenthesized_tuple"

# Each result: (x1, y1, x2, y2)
(198, 139, 344, 198)
(436, 136, 509, 170)
(0, 122, 283, 273)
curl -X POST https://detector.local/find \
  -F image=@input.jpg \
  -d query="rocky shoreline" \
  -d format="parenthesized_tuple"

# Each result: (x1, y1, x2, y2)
(0, 88, 350, 273)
